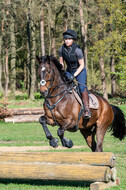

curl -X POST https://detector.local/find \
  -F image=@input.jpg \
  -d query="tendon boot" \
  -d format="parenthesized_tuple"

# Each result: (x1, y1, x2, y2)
(81, 89, 91, 119)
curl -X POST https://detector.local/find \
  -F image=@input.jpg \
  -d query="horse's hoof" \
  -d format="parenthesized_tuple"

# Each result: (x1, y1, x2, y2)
(49, 138, 59, 148)
(61, 137, 73, 148)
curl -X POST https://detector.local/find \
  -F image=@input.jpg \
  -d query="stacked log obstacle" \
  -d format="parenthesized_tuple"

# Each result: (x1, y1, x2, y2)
(4, 108, 44, 123)
(0, 152, 120, 189)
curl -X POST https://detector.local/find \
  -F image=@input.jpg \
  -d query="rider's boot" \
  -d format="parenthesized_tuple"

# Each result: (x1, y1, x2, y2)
(81, 89, 91, 119)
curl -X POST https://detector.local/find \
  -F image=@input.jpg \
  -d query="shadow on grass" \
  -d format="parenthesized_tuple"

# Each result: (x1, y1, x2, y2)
(0, 178, 91, 188)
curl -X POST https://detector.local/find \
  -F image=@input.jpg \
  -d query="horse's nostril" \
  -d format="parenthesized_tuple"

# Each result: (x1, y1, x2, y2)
(40, 89, 48, 97)
(45, 90, 48, 95)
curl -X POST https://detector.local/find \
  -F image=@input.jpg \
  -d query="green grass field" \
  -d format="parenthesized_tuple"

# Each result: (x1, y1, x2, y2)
(0, 101, 125, 190)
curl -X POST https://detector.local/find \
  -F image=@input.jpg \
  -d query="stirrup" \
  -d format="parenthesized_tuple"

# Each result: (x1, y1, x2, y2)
(84, 109, 91, 119)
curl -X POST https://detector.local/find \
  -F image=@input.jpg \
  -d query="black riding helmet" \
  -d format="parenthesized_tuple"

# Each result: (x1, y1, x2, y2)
(63, 29, 77, 40)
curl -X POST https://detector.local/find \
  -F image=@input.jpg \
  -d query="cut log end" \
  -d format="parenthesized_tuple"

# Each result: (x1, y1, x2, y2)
(90, 178, 120, 190)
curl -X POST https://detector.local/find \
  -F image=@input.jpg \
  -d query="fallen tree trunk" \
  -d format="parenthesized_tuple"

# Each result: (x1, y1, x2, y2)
(4, 108, 45, 123)
(8, 108, 44, 115)
(0, 152, 116, 167)
(0, 162, 111, 182)
(4, 114, 43, 123)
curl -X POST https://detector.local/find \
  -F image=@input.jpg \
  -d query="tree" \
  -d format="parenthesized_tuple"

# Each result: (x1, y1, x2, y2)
(91, 0, 108, 99)
(29, 9, 36, 100)
(79, 0, 88, 70)
(3, 0, 10, 98)
(44, 0, 65, 56)
(40, 8, 45, 56)
(0, 1, 4, 95)
(0, 0, 125, 99)
(10, 0, 16, 97)
(0, 36, 3, 95)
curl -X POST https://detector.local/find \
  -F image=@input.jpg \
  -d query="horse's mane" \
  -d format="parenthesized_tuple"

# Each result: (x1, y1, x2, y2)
(42, 55, 69, 83)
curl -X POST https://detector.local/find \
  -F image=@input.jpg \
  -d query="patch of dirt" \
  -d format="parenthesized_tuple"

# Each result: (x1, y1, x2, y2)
(0, 146, 85, 152)
(0, 141, 45, 144)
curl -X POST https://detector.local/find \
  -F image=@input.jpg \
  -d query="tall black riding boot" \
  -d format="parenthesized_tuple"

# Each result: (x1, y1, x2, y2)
(81, 89, 91, 119)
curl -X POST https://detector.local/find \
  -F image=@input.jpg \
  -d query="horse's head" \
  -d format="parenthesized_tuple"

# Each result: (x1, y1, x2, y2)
(37, 55, 54, 97)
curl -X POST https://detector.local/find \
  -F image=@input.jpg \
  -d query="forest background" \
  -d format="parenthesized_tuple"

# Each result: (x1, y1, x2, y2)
(0, 0, 126, 101)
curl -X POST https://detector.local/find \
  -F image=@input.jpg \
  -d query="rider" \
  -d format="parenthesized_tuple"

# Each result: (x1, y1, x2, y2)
(59, 29, 91, 119)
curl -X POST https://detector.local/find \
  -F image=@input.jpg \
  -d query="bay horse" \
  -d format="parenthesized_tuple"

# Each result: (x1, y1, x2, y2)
(37, 55, 126, 152)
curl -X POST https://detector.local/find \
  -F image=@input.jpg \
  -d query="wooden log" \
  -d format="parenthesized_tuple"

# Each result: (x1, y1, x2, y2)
(90, 177, 120, 190)
(0, 152, 116, 167)
(4, 114, 42, 123)
(8, 108, 44, 115)
(0, 162, 111, 182)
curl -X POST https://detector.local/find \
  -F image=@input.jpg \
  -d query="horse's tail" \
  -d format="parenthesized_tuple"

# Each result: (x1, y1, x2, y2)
(109, 105, 126, 140)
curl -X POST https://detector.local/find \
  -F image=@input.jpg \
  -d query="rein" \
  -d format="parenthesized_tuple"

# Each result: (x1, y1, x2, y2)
(45, 85, 74, 110)
(40, 62, 85, 128)
(45, 84, 74, 127)
(40, 63, 75, 126)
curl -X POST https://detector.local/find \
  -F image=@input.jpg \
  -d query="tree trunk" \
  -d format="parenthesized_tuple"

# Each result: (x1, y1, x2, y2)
(110, 54, 116, 96)
(79, 0, 88, 70)
(0, 36, 3, 94)
(0, 1, 4, 94)
(24, 60, 27, 90)
(64, 8, 68, 31)
(29, 17, 36, 100)
(5, 48, 9, 98)
(10, 14, 16, 97)
(96, 4, 108, 100)
(45, 1, 57, 56)
(51, 28, 56, 56)
(27, 11, 31, 97)
(40, 9, 45, 56)
(99, 57, 108, 100)
(27, 41, 30, 95)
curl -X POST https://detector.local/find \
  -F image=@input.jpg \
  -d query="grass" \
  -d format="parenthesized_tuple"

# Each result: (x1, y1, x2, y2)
(0, 100, 125, 189)
(0, 121, 126, 189)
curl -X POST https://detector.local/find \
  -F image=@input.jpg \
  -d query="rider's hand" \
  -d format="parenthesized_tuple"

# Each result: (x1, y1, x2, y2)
(69, 75, 75, 83)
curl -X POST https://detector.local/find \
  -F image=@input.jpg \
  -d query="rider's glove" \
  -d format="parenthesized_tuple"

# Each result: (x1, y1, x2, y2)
(69, 75, 75, 83)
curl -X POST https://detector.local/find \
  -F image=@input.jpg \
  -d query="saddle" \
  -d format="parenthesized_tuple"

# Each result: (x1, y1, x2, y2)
(72, 86, 99, 109)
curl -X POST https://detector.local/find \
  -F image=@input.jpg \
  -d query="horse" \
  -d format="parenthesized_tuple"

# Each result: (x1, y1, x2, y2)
(36, 55, 126, 152)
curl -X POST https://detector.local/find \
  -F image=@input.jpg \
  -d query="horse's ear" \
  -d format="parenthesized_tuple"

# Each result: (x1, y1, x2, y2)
(36, 55, 41, 63)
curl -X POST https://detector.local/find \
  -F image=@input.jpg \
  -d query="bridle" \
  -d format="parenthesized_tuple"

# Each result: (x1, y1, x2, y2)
(39, 62, 74, 126)
(40, 63, 55, 94)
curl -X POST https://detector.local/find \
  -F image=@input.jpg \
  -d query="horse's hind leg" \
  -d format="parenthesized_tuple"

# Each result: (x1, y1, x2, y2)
(57, 127, 73, 148)
(95, 125, 108, 152)
(95, 113, 113, 152)
(39, 116, 59, 148)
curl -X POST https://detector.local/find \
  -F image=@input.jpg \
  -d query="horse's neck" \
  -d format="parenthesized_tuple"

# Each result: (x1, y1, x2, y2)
(49, 66, 66, 96)
(52, 64, 65, 85)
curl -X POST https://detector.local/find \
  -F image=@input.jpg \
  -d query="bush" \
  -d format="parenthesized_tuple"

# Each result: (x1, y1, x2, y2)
(15, 93, 28, 100)
(14, 92, 42, 100)
(34, 92, 42, 99)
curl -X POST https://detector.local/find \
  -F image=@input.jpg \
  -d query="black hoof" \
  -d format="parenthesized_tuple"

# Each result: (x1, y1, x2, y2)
(49, 138, 59, 148)
(61, 137, 73, 148)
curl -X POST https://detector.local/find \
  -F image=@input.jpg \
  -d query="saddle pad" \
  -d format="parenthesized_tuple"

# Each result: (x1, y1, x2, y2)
(89, 94, 99, 109)
(72, 90, 99, 110)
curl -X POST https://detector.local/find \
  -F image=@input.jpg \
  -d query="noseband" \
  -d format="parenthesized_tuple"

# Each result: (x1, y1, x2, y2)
(40, 64, 54, 95)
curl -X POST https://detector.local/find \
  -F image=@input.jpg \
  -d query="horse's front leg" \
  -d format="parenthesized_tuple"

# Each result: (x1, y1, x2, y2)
(39, 116, 59, 148)
(57, 127, 73, 148)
